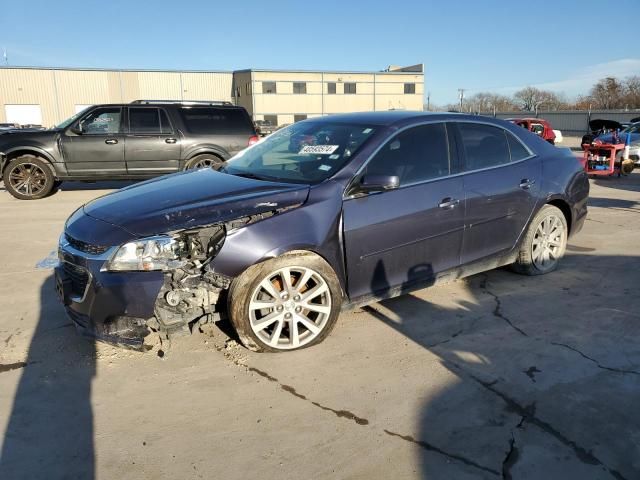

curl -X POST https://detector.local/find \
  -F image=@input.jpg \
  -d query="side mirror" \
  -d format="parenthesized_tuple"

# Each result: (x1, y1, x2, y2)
(359, 174, 400, 192)
(69, 124, 83, 135)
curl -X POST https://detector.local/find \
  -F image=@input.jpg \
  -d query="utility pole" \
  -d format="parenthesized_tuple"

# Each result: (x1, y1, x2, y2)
(426, 92, 431, 111)
(2, 47, 7, 66)
(458, 88, 465, 112)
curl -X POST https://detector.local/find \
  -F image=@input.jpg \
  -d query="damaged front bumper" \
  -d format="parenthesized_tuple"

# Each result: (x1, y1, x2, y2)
(55, 237, 166, 349)
(55, 225, 232, 349)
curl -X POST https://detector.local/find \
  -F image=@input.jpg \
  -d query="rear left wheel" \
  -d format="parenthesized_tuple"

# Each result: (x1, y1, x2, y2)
(185, 154, 223, 170)
(512, 205, 568, 275)
(228, 253, 342, 352)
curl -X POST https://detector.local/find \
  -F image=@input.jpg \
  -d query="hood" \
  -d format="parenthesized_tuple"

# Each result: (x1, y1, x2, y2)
(0, 129, 58, 141)
(83, 169, 310, 237)
(589, 119, 622, 132)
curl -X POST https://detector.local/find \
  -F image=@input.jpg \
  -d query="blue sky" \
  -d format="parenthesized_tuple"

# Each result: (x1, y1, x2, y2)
(2, 0, 639, 105)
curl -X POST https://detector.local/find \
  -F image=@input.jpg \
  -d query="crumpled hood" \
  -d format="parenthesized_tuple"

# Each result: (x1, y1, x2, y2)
(83, 169, 309, 237)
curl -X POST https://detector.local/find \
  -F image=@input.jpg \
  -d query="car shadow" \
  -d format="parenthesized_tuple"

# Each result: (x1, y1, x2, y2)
(364, 254, 640, 478)
(0, 275, 96, 479)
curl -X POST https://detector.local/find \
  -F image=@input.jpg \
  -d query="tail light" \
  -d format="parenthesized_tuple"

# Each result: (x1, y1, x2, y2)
(248, 135, 259, 146)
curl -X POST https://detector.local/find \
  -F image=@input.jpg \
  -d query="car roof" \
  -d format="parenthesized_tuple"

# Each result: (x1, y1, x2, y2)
(82, 103, 246, 109)
(506, 117, 546, 123)
(308, 110, 505, 127)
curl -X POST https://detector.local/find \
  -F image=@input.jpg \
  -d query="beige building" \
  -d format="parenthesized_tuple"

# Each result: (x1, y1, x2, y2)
(234, 64, 424, 126)
(0, 64, 424, 127)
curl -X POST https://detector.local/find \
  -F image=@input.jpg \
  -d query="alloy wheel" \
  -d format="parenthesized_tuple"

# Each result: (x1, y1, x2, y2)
(8, 163, 48, 197)
(248, 266, 332, 350)
(531, 214, 566, 271)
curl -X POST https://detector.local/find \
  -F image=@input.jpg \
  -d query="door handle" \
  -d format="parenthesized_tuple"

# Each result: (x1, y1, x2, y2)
(519, 179, 535, 189)
(438, 197, 460, 209)
(105, 138, 118, 145)
(165, 138, 177, 144)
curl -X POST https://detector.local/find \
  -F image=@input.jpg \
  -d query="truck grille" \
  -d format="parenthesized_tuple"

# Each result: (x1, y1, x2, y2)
(65, 233, 109, 255)
(63, 262, 90, 298)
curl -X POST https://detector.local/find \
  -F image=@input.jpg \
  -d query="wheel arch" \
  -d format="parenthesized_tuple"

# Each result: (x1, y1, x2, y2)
(3, 148, 58, 177)
(258, 246, 346, 298)
(546, 197, 573, 234)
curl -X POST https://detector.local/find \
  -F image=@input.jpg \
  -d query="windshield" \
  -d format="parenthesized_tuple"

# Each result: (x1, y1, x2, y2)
(54, 107, 91, 129)
(223, 121, 376, 184)
(621, 123, 640, 135)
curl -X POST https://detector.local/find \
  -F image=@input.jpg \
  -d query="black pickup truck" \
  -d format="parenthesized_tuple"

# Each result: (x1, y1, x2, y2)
(0, 100, 258, 200)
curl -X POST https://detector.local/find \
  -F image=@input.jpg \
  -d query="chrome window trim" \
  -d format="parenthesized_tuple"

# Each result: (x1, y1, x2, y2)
(343, 119, 537, 200)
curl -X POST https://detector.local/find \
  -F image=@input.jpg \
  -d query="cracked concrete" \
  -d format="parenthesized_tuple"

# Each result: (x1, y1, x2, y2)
(1, 172, 640, 479)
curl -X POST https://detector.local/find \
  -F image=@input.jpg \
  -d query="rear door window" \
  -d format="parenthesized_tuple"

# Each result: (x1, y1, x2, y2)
(506, 131, 532, 161)
(129, 108, 172, 134)
(365, 123, 450, 185)
(458, 123, 511, 170)
(179, 107, 253, 134)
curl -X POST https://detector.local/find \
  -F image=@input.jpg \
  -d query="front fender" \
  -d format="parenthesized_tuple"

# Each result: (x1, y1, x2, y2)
(207, 181, 347, 290)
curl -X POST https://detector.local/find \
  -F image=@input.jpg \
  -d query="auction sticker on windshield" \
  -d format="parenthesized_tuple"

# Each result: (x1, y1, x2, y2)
(299, 145, 339, 155)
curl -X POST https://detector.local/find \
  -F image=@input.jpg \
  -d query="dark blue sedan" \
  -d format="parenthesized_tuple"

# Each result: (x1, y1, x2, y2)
(56, 111, 589, 352)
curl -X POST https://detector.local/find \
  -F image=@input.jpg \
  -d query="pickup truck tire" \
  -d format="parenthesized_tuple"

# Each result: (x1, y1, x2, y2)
(185, 154, 223, 170)
(3, 155, 55, 200)
(228, 252, 342, 352)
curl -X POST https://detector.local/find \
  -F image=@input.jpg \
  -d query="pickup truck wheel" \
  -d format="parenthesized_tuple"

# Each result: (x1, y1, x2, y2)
(228, 253, 342, 352)
(3, 155, 55, 200)
(512, 205, 567, 275)
(185, 154, 223, 170)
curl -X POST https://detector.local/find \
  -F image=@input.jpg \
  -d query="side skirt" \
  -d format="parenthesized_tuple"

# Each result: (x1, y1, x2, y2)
(342, 250, 518, 311)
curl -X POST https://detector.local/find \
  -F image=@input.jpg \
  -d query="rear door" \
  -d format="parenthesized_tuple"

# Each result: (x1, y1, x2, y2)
(124, 107, 181, 174)
(61, 107, 126, 175)
(455, 122, 541, 264)
(179, 107, 255, 157)
(343, 122, 465, 300)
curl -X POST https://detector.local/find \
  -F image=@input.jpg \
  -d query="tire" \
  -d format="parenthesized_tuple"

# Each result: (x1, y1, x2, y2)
(185, 154, 223, 170)
(512, 205, 568, 276)
(228, 252, 343, 352)
(3, 155, 56, 200)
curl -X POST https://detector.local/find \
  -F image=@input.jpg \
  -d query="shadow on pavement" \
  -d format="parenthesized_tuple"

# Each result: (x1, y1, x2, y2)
(0, 275, 95, 480)
(365, 252, 640, 479)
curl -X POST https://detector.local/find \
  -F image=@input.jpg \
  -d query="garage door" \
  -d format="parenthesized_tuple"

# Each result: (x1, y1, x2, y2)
(5, 105, 43, 126)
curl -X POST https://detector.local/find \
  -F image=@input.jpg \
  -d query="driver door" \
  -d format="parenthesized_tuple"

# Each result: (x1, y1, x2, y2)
(342, 122, 465, 301)
(61, 107, 126, 175)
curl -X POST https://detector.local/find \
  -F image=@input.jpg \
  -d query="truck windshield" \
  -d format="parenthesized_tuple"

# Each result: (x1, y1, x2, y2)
(54, 107, 91, 129)
(222, 121, 376, 184)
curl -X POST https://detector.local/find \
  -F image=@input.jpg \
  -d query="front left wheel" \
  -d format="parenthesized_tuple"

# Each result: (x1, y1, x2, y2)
(3, 155, 56, 200)
(228, 253, 342, 352)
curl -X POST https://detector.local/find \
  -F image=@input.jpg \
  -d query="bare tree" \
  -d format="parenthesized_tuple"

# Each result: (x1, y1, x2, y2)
(623, 76, 640, 109)
(589, 77, 625, 109)
(514, 87, 566, 111)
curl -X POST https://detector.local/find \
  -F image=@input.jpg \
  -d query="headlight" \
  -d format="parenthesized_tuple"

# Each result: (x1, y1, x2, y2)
(106, 236, 186, 272)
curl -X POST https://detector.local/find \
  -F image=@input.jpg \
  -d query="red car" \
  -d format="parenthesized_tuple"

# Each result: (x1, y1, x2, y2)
(508, 118, 557, 145)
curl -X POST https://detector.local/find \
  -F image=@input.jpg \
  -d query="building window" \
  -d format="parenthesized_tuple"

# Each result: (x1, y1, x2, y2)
(245, 83, 251, 95)
(236, 87, 241, 98)
(293, 82, 307, 94)
(294, 114, 307, 122)
(263, 114, 278, 126)
(404, 83, 416, 94)
(344, 82, 357, 94)
(262, 82, 277, 94)
(327, 82, 337, 94)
